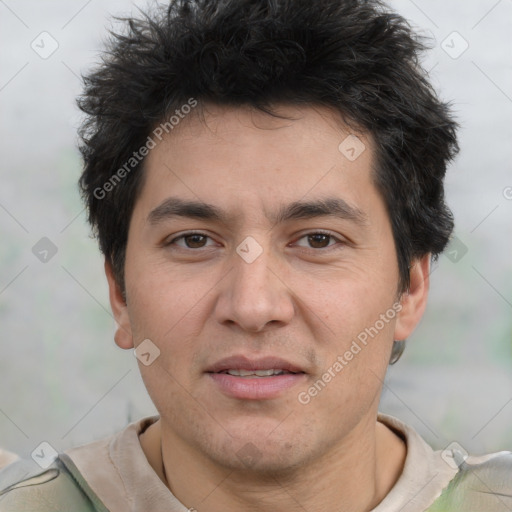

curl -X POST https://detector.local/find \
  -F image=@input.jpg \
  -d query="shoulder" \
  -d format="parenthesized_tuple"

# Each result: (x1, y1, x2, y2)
(0, 417, 158, 512)
(429, 449, 512, 511)
(0, 450, 18, 471)
(0, 455, 107, 512)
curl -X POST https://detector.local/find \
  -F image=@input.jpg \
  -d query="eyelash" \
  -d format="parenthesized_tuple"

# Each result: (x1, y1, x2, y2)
(164, 230, 345, 252)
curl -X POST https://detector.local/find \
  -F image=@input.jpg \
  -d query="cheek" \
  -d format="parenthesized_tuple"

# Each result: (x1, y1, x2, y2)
(294, 271, 398, 392)
(125, 254, 211, 338)
(299, 315, 395, 428)
(294, 263, 398, 333)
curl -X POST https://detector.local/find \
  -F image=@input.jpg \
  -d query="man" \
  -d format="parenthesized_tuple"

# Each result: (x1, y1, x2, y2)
(1, 0, 511, 510)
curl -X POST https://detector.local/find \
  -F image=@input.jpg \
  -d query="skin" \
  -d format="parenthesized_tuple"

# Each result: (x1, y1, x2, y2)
(106, 103, 430, 511)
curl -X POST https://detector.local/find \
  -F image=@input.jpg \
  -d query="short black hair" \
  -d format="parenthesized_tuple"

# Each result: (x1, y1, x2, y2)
(78, 0, 459, 294)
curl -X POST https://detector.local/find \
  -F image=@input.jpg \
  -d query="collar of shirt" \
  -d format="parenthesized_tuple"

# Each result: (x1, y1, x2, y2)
(65, 413, 458, 512)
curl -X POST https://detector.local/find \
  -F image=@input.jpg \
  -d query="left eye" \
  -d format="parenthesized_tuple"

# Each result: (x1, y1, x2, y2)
(294, 232, 340, 249)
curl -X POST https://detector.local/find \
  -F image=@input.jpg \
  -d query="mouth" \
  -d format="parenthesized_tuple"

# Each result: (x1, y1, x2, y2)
(216, 368, 299, 377)
(206, 355, 307, 400)
(206, 355, 305, 374)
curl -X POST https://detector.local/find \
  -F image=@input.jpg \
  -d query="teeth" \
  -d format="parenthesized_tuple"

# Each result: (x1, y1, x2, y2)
(226, 369, 287, 377)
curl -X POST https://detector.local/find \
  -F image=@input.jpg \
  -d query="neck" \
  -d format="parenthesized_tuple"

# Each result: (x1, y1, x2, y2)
(140, 414, 406, 512)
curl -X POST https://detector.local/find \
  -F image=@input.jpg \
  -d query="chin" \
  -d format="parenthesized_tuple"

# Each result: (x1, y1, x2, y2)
(213, 438, 309, 477)
(201, 417, 317, 476)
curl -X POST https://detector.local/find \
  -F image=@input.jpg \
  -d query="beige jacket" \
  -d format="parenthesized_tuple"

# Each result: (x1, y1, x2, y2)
(1, 414, 511, 511)
(0, 450, 18, 471)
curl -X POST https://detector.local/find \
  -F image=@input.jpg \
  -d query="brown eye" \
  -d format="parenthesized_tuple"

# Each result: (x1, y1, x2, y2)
(165, 232, 215, 249)
(293, 231, 340, 250)
(307, 233, 332, 248)
(183, 234, 208, 248)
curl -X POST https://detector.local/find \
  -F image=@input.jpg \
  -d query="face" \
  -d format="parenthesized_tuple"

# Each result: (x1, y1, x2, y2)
(108, 104, 428, 473)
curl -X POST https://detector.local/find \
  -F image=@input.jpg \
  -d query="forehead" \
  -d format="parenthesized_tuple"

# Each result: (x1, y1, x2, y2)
(134, 103, 378, 223)
(164, 102, 370, 156)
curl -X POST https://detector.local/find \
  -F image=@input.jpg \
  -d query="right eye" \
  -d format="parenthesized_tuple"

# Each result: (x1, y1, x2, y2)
(164, 231, 218, 250)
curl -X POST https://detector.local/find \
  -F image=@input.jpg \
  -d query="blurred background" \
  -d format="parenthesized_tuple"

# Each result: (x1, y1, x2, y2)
(0, 0, 511, 461)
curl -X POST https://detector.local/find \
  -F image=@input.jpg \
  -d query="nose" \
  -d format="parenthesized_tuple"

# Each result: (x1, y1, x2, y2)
(214, 242, 295, 333)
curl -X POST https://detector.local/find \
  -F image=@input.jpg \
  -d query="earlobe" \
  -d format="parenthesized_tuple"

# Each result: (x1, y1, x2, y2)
(393, 254, 431, 341)
(105, 259, 134, 350)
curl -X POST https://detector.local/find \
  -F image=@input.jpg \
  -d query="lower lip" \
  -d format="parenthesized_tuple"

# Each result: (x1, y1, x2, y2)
(208, 372, 306, 400)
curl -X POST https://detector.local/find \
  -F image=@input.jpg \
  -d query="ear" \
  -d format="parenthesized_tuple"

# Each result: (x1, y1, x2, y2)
(394, 254, 430, 341)
(105, 259, 134, 350)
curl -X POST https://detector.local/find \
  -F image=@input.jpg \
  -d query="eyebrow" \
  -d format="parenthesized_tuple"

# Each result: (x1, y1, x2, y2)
(147, 196, 368, 227)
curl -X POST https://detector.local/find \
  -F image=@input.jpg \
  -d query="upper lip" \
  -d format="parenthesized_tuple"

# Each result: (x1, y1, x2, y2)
(206, 355, 306, 374)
